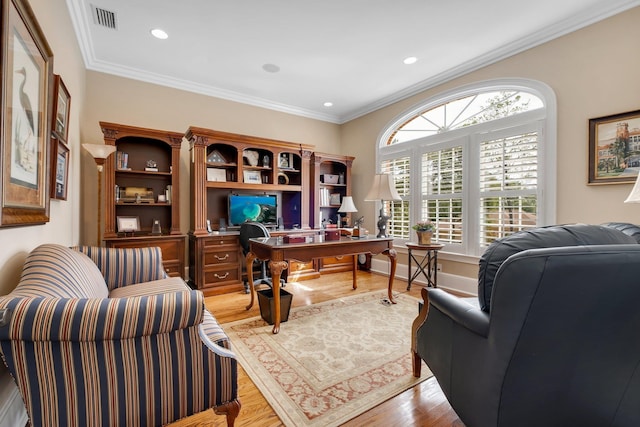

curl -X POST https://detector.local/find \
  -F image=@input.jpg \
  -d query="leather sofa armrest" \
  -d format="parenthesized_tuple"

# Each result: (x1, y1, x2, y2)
(428, 288, 490, 337)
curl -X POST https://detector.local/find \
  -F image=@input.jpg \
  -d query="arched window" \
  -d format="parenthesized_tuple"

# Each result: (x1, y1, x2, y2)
(377, 79, 556, 256)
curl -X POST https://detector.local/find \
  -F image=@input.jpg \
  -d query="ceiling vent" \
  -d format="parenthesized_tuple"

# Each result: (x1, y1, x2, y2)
(92, 5, 117, 30)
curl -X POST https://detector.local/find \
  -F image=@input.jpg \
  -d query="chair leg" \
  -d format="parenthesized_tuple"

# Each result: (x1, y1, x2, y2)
(213, 399, 241, 427)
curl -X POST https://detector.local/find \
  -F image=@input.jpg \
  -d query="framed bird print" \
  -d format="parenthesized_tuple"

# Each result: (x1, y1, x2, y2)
(0, 0, 53, 226)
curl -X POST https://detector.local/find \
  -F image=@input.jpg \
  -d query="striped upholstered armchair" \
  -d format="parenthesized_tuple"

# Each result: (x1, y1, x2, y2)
(0, 244, 240, 427)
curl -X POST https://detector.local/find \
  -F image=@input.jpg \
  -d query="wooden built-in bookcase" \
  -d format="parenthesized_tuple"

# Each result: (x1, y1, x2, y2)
(185, 127, 315, 293)
(100, 122, 186, 278)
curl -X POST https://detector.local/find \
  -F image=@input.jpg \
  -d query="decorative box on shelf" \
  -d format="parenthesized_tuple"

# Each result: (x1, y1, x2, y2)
(283, 235, 306, 244)
(322, 174, 339, 184)
(324, 230, 340, 241)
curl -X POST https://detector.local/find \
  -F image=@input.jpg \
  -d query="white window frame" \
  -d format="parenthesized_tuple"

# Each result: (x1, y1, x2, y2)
(376, 78, 557, 256)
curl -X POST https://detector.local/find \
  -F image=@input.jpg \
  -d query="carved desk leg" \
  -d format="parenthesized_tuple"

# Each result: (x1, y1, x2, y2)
(384, 248, 398, 303)
(269, 260, 288, 334)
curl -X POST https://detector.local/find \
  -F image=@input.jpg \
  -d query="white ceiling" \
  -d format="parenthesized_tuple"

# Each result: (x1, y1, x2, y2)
(66, 0, 640, 124)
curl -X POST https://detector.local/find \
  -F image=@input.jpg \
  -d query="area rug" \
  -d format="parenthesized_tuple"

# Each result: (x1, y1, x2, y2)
(222, 291, 432, 427)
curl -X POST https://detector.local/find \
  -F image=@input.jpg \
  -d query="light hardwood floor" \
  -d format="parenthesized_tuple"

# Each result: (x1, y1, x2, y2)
(169, 271, 464, 427)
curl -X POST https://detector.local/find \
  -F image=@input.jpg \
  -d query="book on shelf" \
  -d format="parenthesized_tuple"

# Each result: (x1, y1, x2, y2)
(116, 151, 129, 170)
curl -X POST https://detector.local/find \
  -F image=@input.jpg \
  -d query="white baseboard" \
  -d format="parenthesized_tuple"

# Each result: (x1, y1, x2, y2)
(370, 258, 477, 296)
(0, 371, 26, 427)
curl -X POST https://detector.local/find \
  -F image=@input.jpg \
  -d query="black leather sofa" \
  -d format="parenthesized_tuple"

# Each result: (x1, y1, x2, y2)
(412, 223, 640, 427)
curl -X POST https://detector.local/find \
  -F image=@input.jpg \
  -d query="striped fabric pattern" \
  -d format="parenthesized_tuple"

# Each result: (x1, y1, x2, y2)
(73, 245, 168, 290)
(13, 244, 108, 299)
(0, 244, 239, 427)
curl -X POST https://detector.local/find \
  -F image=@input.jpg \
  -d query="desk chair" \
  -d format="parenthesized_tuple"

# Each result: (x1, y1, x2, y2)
(239, 222, 284, 294)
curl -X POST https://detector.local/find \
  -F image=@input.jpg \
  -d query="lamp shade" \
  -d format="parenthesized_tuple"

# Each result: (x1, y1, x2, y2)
(338, 196, 358, 213)
(625, 173, 640, 203)
(364, 174, 401, 201)
(83, 143, 116, 160)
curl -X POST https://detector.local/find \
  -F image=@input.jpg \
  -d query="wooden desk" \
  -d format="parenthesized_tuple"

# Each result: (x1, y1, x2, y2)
(406, 242, 444, 290)
(246, 236, 397, 333)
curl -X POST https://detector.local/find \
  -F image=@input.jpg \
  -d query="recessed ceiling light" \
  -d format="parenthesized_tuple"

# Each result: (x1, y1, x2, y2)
(150, 28, 168, 39)
(323, 102, 333, 107)
(262, 63, 280, 73)
(403, 56, 418, 65)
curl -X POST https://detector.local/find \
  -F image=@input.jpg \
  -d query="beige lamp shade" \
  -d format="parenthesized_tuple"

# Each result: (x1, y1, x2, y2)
(338, 196, 358, 213)
(625, 173, 640, 203)
(83, 143, 117, 160)
(364, 174, 401, 201)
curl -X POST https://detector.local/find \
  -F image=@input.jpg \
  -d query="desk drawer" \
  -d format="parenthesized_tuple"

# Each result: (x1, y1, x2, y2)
(203, 267, 240, 284)
(204, 248, 240, 266)
(203, 236, 239, 247)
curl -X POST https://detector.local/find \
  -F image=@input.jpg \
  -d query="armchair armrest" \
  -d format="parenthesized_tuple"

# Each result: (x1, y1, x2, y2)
(0, 290, 204, 342)
(73, 245, 168, 290)
(428, 289, 489, 337)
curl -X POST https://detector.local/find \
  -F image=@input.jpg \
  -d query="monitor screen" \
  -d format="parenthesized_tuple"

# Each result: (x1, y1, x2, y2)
(228, 194, 278, 226)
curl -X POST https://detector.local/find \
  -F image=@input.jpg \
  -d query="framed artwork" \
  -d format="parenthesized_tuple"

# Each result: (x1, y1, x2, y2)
(117, 216, 140, 233)
(329, 193, 341, 206)
(0, 0, 53, 226)
(588, 109, 640, 185)
(51, 74, 70, 142)
(50, 138, 69, 200)
(279, 152, 294, 169)
(243, 170, 262, 184)
(206, 167, 226, 182)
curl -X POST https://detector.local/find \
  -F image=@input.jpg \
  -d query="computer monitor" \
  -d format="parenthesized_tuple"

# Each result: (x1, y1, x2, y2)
(228, 194, 278, 227)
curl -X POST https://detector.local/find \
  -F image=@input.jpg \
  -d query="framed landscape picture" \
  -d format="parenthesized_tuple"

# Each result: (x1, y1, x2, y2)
(588, 109, 640, 185)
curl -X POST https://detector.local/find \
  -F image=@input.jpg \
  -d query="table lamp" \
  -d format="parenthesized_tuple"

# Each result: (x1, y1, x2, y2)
(338, 196, 358, 227)
(625, 173, 640, 203)
(364, 174, 401, 238)
(83, 143, 117, 245)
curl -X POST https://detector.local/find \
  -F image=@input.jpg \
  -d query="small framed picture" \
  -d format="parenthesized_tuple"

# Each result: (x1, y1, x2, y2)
(117, 216, 140, 233)
(51, 74, 71, 142)
(207, 167, 226, 182)
(279, 152, 294, 169)
(329, 193, 341, 206)
(243, 170, 262, 184)
(50, 139, 69, 200)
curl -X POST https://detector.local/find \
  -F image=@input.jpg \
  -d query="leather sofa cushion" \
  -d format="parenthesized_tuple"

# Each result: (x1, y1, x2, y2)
(477, 224, 636, 312)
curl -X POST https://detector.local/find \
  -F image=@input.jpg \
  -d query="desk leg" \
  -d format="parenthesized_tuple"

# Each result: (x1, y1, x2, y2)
(352, 256, 358, 290)
(383, 248, 398, 304)
(245, 252, 257, 310)
(269, 260, 288, 334)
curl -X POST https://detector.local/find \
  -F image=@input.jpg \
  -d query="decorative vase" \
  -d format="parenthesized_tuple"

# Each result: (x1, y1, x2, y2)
(416, 231, 432, 245)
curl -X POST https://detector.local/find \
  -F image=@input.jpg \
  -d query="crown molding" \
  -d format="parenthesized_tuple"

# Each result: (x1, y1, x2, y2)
(66, 0, 640, 125)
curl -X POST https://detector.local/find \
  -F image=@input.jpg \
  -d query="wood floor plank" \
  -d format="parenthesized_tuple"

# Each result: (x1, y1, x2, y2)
(168, 271, 463, 427)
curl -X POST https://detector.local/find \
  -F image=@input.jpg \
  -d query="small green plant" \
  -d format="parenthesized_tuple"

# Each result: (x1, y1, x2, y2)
(412, 220, 434, 232)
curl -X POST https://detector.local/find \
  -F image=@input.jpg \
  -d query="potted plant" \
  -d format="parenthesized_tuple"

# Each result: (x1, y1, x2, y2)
(412, 220, 435, 244)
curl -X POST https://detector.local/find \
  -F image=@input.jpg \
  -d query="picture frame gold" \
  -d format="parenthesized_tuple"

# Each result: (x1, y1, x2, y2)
(588, 109, 640, 185)
(0, 0, 53, 226)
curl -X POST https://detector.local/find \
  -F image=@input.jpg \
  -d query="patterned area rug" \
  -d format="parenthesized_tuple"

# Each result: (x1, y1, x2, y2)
(222, 291, 432, 427)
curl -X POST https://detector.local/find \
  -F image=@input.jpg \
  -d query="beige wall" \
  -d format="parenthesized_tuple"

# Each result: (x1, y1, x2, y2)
(344, 7, 640, 234)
